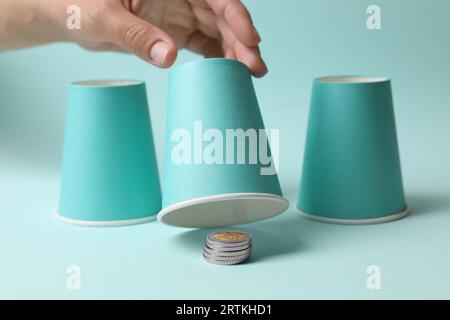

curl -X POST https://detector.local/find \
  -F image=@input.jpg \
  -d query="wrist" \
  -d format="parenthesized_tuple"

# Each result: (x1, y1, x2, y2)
(30, 0, 68, 43)
(0, 0, 67, 50)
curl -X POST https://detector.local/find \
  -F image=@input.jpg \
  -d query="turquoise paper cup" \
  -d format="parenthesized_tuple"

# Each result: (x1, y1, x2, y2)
(158, 58, 289, 228)
(298, 76, 410, 224)
(57, 80, 162, 226)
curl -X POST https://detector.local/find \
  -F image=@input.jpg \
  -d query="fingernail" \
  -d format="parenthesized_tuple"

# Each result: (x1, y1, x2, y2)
(149, 41, 169, 66)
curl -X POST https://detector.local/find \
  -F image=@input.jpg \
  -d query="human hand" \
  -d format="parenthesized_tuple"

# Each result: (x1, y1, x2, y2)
(52, 0, 267, 77)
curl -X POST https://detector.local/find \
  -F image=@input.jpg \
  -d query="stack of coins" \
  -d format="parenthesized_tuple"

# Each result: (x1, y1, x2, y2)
(203, 230, 252, 265)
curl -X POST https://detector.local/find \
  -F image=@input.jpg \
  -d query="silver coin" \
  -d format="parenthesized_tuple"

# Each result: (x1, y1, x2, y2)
(203, 252, 250, 261)
(207, 231, 251, 246)
(203, 254, 250, 265)
(204, 246, 251, 257)
(204, 245, 252, 257)
(205, 242, 252, 251)
(204, 253, 252, 262)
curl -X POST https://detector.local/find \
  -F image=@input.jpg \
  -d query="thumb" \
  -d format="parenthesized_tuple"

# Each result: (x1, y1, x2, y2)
(107, 5, 177, 68)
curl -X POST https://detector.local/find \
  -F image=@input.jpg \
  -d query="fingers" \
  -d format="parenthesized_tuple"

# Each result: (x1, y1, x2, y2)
(106, 4, 177, 68)
(201, 0, 267, 77)
(215, 15, 267, 77)
(206, 0, 260, 47)
(185, 31, 223, 58)
(234, 41, 267, 78)
(191, 5, 221, 39)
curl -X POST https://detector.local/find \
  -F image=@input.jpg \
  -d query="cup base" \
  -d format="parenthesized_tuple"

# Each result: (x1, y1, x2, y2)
(158, 193, 289, 228)
(54, 212, 157, 227)
(296, 205, 411, 225)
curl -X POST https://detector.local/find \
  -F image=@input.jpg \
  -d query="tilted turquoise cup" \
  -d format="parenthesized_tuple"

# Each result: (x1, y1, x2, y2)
(298, 76, 410, 224)
(57, 80, 162, 226)
(158, 58, 289, 228)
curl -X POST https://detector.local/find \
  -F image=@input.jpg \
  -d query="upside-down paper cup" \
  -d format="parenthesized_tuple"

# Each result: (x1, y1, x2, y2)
(158, 58, 289, 228)
(298, 76, 409, 224)
(57, 80, 161, 226)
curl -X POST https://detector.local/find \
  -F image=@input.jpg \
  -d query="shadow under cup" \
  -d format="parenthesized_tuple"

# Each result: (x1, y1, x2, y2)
(298, 76, 410, 224)
(57, 80, 161, 226)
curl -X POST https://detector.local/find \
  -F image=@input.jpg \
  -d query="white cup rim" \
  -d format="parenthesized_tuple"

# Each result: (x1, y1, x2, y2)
(315, 75, 390, 84)
(158, 192, 289, 228)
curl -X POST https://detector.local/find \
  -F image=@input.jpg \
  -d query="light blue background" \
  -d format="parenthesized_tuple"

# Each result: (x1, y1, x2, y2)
(1, 0, 449, 299)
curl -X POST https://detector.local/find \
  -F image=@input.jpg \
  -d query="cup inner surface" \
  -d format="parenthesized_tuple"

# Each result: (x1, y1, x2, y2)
(316, 76, 388, 83)
(159, 194, 289, 228)
(72, 80, 141, 87)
